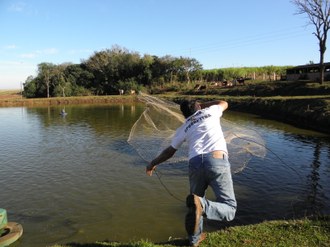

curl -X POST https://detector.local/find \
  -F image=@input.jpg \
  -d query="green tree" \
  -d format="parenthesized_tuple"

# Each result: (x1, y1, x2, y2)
(170, 56, 203, 83)
(51, 63, 70, 97)
(38, 62, 56, 98)
(64, 64, 94, 95)
(83, 50, 111, 95)
(84, 46, 143, 94)
(23, 75, 36, 98)
(138, 54, 154, 86)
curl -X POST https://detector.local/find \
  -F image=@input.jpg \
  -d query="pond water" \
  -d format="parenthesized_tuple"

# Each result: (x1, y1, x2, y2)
(0, 104, 329, 247)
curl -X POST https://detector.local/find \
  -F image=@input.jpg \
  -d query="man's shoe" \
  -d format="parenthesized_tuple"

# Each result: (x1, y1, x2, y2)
(192, 232, 206, 247)
(185, 194, 203, 235)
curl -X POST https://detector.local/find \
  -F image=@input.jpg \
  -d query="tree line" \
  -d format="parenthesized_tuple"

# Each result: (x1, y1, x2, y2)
(23, 45, 291, 98)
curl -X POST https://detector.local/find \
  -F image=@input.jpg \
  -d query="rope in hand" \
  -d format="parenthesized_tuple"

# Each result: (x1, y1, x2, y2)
(154, 169, 185, 203)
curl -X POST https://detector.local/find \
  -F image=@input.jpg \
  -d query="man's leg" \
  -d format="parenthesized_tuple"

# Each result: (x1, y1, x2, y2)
(187, 155, 206, 246)
(201, 155, 237, 221)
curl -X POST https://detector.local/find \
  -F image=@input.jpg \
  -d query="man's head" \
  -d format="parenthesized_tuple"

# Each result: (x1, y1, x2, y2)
(180, 100, 201, 119)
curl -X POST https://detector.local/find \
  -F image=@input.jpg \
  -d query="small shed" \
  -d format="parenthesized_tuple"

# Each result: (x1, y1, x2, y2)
(286, 62, 330, 81)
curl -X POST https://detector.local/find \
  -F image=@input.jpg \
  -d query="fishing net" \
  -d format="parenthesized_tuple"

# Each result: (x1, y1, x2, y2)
(127, 93, 266, 173)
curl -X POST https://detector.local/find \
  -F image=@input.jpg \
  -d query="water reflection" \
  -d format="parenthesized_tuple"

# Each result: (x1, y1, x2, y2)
(26, 104, 142, 132)
(302, 140, 328, 215)
(0, 105, 329, 247)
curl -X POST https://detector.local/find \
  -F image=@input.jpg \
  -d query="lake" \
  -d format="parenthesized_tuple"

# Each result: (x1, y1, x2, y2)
(0, 103, 329, 247)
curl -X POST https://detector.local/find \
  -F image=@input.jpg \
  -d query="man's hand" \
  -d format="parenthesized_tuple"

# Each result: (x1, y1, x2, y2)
(145, 146, 176, 176)
(146, 163, 156, 176)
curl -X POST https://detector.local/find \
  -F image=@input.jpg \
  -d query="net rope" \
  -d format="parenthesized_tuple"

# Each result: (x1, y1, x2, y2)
(128, 93, 266, 173)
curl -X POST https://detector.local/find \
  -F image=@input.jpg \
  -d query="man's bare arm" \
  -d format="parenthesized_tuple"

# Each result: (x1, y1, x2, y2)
(146, 146, 177, 176)
(199, 100, 228, 111)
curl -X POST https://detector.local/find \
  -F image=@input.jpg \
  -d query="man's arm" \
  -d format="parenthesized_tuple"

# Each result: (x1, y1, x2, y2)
(146, 146, 177, 176)
(199, 100, 228, 111)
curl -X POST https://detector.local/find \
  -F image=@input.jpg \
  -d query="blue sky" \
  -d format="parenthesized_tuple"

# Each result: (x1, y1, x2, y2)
(0, 0, 325, 89)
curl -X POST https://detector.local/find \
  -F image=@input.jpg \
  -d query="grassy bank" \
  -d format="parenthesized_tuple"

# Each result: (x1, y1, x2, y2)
(162, 94, 330, 135)
(158, 80, 329, 134)
(0, 94, 138, 107)
(50, 217, 329, 247)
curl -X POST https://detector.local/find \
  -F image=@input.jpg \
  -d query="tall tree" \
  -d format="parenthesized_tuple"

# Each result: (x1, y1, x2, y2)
(37, 63, 56, 98)
(83, 50, 111, 95)
(292, 0, 330, 84)
(52, 63, 70, 97)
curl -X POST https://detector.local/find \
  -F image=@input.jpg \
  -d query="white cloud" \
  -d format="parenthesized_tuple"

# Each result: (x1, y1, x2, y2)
(39, 48, 58, 55)
(20, 53, 36, 59)
(69, 49, 93, 55)
(4, 44, 17, 50)
(0, 60, 23, 67)
(19, 48, 59, 59)
(8, 2, 27, 12)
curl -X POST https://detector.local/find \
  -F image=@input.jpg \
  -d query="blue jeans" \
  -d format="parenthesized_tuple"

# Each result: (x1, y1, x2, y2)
(188, 152, 237, 244)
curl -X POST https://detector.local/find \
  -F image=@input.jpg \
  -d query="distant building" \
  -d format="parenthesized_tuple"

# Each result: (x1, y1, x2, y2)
(286, 62, 330, 81)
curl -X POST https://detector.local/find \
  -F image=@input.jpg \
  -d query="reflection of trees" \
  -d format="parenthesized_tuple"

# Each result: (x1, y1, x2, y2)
(306, 141, 325, 215)
(26, 104, 145, 135)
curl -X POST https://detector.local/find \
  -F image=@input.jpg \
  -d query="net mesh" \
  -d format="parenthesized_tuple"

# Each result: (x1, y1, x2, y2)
(128, 93, 266, 173)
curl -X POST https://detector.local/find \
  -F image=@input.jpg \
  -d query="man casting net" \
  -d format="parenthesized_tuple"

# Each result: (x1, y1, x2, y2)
(128, 93, 266, 174)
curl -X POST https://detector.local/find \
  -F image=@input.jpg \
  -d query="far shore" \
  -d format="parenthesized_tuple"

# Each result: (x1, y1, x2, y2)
(0, 93, 139, 107)
(0, 90, 329, 135)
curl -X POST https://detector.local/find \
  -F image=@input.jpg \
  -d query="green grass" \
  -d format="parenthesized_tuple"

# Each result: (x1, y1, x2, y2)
(0, 89, 21, 96)
(0, 89, 20, 94)
(49, 217, 330, 247)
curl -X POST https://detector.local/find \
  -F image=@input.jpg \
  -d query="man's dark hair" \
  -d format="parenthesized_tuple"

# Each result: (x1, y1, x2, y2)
(180, 100, 198, 119)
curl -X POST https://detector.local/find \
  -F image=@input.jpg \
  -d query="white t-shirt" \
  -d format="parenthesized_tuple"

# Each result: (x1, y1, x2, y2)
(171, 104, 227, 159)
